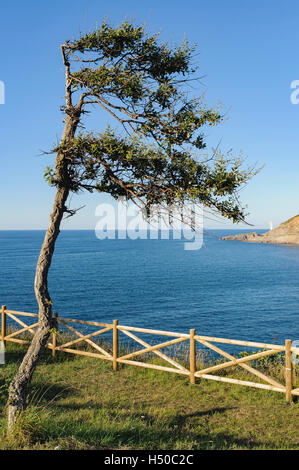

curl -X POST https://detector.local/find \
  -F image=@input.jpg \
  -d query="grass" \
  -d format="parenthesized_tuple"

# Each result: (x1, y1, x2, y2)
(0, 339, 298, 450)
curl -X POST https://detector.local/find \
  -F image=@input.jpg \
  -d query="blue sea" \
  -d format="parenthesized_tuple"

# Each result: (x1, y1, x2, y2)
(0, 230, 299, 349)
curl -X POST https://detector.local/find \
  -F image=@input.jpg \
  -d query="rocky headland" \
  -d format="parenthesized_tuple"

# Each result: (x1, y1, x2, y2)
(221, 215, 299, 245)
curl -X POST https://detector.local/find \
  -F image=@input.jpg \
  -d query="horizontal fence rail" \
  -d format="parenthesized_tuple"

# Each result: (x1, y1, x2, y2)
(1, 305, 299, 403)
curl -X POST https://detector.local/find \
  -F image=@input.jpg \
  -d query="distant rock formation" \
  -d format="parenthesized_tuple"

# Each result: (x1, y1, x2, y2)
(221, 215, 299, 245)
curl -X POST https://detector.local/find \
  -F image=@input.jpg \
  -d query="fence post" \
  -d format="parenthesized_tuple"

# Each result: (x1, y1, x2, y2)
(285, 339, 293, 404)
(190, 329, 196, 384)
(1, 305, 7, 348)
(113, 319, 118, 371)
(52, 312, 58, 358)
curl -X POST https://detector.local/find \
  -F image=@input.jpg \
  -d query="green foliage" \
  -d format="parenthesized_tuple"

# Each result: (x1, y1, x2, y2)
(46, 19, 260, 224)
(43, 166, 56, 187)
(69, 20, 193, 77)
(51, 128, 256, 222)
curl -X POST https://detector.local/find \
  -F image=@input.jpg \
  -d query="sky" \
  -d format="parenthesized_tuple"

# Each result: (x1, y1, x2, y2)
(0, 0, 299, 230)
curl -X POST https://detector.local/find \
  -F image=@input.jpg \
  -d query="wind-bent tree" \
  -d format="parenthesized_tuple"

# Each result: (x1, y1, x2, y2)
(7, 20, 257, 430)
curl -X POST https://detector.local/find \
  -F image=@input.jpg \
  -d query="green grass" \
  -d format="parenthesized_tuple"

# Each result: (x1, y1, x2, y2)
(0, 341, 298, 450)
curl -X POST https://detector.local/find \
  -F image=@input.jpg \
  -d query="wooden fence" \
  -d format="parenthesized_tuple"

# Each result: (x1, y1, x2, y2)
(1, 305, 299, 403)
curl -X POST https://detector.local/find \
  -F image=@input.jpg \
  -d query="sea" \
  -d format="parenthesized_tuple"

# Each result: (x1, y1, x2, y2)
(0, 229, 298, 352)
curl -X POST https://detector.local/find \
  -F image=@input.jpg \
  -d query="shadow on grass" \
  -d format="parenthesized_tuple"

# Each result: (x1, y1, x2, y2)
(30, 401, 268, 449)
(0, 380, 77, 413)
(1, 376, 295, 450)
(28, 383, 77, 407)
(52, 400, 236, 419)
(35, 412, 267, 450)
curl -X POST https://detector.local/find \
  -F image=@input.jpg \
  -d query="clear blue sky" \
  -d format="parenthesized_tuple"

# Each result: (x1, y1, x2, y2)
(1, 0, 299, 230)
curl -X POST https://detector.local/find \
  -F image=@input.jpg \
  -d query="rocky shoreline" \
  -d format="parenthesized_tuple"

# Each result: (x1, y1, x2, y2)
(221, 215, 299, 245)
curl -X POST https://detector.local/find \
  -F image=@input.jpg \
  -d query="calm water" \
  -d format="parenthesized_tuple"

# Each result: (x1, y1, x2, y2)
(0, 230, 299, 347)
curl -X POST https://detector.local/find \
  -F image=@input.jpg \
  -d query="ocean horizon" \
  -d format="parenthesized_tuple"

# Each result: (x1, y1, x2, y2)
(1, 229, 298, 351)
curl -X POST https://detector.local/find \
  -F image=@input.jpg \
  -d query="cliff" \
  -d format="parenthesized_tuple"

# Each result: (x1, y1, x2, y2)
(221, 215, 299, 245)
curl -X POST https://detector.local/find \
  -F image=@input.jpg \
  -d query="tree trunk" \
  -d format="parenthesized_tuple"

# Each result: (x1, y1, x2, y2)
(7, 114, 78, 433)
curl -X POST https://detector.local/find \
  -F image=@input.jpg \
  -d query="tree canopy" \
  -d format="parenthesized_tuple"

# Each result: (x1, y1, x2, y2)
(45, 19, 257, 223)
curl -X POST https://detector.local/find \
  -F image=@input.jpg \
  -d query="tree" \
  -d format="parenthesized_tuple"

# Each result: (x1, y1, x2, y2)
(7, 19, 258, 431)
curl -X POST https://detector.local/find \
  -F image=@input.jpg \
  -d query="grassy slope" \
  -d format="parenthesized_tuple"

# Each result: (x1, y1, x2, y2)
(0, 343, 298, 450)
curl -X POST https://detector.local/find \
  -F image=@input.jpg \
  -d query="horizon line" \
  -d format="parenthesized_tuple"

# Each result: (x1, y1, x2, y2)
(0, 228, 268, 231)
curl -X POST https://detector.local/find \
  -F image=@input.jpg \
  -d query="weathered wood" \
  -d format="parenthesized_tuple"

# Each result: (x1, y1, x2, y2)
(7, 310, 299, 351)
(4, 338, 30, 345)
(57, 326, 112, 350)
(196, 338, 285, 389)
(198, 373, 286, 393)
(119, 336, 188, 361)
(5, 323, 39, 340)
(57, 317, 112, 328)
(195, 346, 285, 384)
(118, 325, 189, 339)
(4, 309, 297, 401)
(120, 328, 189, 372)
(190, 329, 196, 384)
(52, 313, 58, 358)
(6, 310, 38, 318)
(113, 320, 118, 371)
(57, 347, 113, 360)
(117, 358, 190, 375)
(1, 305, 7, 347)
(195, 334, 287, 352)
(285, 339, 293, 403)
(59, 319, 112, 357)
(6, 312, 37, 336)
